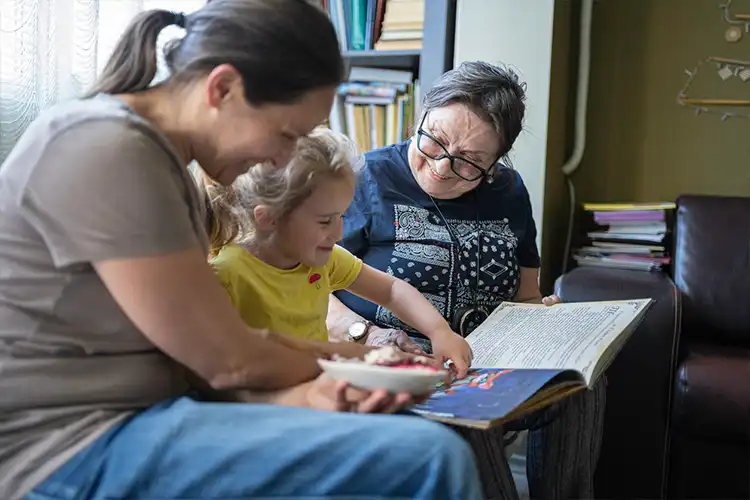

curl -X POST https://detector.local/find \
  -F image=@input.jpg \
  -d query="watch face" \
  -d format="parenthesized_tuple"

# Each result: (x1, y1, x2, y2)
(349, 322, 367, 339)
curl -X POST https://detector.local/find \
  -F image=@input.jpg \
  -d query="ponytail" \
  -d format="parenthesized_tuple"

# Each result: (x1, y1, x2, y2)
(87, 10, 179, 96)
(86, 1, 343, 104)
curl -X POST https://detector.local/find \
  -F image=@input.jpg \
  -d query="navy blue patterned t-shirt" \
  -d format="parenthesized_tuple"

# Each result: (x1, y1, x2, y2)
(336, 140, 540, 341)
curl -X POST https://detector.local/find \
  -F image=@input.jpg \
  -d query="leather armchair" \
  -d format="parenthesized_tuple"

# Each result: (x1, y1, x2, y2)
(667, 195, 750, 499)
(555, 195, 750, 500)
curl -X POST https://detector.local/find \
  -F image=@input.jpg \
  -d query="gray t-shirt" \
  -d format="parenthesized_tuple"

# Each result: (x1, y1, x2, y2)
(0, 94, 208, 498)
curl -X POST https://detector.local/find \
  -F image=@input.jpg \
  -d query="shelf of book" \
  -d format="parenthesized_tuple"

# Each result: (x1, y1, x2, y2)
(327, 0, 454, 89)
(328, 66, 418, 154)
(326, 0, 455, 153)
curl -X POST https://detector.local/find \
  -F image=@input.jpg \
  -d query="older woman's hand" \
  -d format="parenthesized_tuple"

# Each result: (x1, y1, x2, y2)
(306, 375, 417, 413)
(365, 326, 426, 355)
(430, 330, 472, 378)
(541, 295, 562, 306)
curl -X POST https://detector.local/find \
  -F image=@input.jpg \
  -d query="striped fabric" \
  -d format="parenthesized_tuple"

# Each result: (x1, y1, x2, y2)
(451, 377, 607, 500)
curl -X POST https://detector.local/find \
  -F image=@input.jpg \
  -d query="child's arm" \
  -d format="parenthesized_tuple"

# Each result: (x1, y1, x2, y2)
(346, 264, 472, 377)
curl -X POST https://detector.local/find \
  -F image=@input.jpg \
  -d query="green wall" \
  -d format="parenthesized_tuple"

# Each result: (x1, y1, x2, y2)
(574, 0, 750, 202)
(541, 0, 750, 292)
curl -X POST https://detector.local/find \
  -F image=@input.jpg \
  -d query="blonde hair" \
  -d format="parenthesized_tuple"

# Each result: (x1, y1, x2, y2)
(197, 127, 362, 257)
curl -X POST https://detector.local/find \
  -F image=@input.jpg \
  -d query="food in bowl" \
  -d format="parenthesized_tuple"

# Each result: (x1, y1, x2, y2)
(362, 346, 439, 371)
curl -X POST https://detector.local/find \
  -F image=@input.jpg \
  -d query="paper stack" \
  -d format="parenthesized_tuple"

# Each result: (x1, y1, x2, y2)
(574, 202, 676, 272)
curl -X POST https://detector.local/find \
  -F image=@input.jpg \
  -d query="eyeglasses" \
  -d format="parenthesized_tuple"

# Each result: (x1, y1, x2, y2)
(415, 113, 496, 182)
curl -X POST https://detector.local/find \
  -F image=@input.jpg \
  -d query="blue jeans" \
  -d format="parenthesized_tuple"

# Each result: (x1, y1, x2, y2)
(26, 397, 482, 500)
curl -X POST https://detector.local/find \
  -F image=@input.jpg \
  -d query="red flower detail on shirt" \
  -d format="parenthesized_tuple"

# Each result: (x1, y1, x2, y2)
(309, 273, 321, 284)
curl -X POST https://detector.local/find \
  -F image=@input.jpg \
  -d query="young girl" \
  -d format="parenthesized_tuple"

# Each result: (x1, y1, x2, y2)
(198, 127, 472, 376)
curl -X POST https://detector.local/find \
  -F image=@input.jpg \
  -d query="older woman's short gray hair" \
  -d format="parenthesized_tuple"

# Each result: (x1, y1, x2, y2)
(420, 61, 526, 167)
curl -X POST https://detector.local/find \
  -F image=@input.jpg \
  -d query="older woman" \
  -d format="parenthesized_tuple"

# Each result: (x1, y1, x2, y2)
(328, 61, 606, 500)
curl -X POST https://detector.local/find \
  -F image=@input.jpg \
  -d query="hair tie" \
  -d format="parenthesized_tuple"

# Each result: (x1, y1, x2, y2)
(173, 12, 187, 29)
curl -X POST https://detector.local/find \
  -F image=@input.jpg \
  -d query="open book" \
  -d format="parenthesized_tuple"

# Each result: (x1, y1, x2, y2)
(412, 298, 653, 429)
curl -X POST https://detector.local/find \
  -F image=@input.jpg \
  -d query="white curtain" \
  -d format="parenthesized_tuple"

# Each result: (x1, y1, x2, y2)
(0, 0, 204, 162)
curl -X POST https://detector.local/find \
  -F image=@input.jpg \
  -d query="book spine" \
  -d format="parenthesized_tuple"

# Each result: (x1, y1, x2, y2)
(350, 0, 367, 50)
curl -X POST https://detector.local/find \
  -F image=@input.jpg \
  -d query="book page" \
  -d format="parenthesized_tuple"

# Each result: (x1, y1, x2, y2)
(467, 299, 652, 381)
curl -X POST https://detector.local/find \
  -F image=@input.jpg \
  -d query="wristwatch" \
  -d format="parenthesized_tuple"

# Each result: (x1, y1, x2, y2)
(347, 319, 373, 343)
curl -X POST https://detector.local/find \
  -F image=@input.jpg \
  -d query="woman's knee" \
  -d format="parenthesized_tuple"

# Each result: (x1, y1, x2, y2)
(370, 417, 480, 494)
(373, 415, 477, 468)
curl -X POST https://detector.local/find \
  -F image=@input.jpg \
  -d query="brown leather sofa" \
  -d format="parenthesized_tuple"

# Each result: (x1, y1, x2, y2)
(555, 195, 750, 499)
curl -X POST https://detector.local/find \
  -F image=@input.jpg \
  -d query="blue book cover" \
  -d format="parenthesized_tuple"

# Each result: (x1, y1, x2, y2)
(342, 0, 352, 50)
(349, 0, 366, 51)
(364, 0, 376, 49)
(411, 368, 585, 429)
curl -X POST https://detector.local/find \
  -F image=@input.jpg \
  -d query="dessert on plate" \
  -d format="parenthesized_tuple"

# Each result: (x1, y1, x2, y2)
(334, 346, 439, 372)
(320, 346, 447, 395)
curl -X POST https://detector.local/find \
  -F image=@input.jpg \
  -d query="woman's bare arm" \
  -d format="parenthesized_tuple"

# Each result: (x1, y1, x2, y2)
(513, 267, 560, 305)
(95, 247, 321, 391)
(514, 267, 544, 303)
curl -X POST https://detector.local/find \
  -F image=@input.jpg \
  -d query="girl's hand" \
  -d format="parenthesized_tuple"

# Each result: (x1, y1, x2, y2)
(430, 330, 472, 378)
(542, 295, 562, 306)
(365, 326, 426, 355)
(306, 375, 415, 413)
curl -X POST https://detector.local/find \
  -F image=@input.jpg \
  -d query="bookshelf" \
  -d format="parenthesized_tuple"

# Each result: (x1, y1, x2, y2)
(327, 0, 457, 154)
(338, 0, 457, 90)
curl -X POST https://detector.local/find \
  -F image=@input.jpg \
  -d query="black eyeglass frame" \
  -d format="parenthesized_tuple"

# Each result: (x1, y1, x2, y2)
(414, 113, 503, 182)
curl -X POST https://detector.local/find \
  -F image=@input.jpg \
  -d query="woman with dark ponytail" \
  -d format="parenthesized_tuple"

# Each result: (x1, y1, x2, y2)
(0, 1, 481, 499)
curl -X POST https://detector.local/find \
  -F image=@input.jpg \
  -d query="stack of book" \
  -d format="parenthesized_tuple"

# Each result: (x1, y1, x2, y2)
(328, 66, 418, 152)
(326, 0, 424, 52)
(573, 202, 676, 272)
(375, 0, 424, 51)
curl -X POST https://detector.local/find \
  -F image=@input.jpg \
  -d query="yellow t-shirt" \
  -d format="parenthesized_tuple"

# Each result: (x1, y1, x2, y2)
(211, 244, 363, 342)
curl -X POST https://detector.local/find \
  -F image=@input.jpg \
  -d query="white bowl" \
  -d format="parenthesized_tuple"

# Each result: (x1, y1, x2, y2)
(318, 359, 447, 396)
